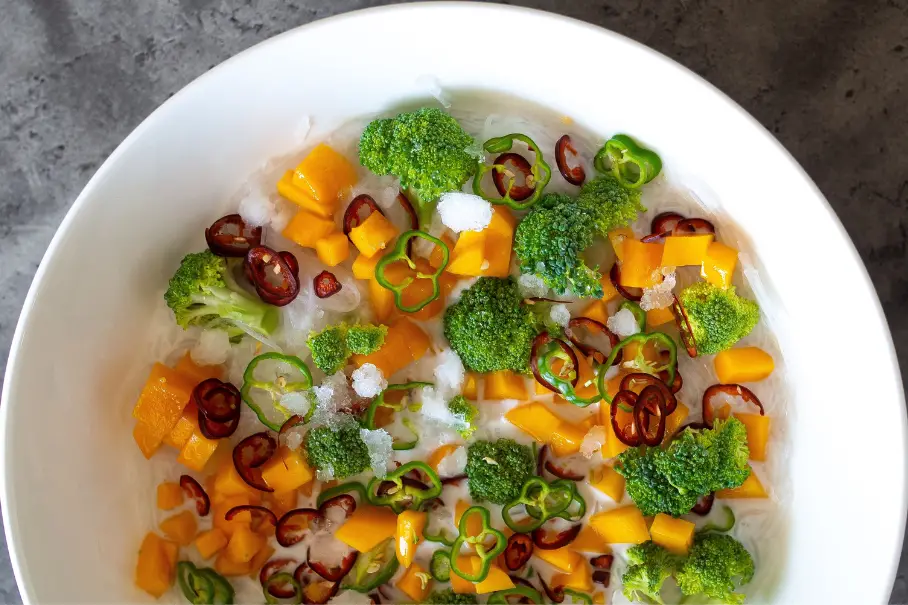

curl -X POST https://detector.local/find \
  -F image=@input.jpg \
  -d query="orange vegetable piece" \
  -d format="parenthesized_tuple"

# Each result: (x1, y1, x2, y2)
(455, 501, 483, 540)
(590, 465, 625, 503)
(349, 211, 399, 258)
(600, 414, 631, 459)
(315, 232, 351, 267)
(534, 545, 582, 573)
(607, 228, 635, 261)
(177, 427, 219, 472)
(400, 277, 446, 321)
(428, 444, 460, 472)
(277, 171, 336, 218)
(447, 230, 487, 276)
(620, 240, 665, 288)
(213, 495, 253, 538)
(282, 210, 338, 249)
(505, 403, 561, 443)
(334, 505, 398, 553)
(135, 532, 178, 598)
(734, 413, 771, 461)
(650, 514, 696, 555)
(214, 551, 253, 577)
(716, 467, 768, 498)
(552, 560, 593, 592)
(247, 545, 276, 579)
(646, 306, 675, 327)
(482, 207, 516, 278)
(701, 241, 738, 288)
(396, 510, 428, 569)
(600, 274, 620, 302)
(133, 421, 161, 459)
(368, 277, 396, 323)
(581, 300, 610, 325)
(571, 525, 612, 554)
(261, 446, 314, 493)
(173, 353, 223, 384)
(714, 347, 775, 383)
(661, 234, 714, 267)
(157, 482, 184, 510)
(195, 528, 229, 560)
(164, 400, 201, 450)
(463, 373, 479, 400)
(483, 371, 527, 400)
(450, 556, 477, 594)
(474, 561, 514, 594)
(551, 421, 588, 458)
(159, 510, 197, 546)
(664, 402, 690, 441)
(351, 318, 429, 378)
(267, 490, 299, 519)
(132, 363, 195, 450)
(396, 317, 432, 360)
(429, 234, 457, 270)
(214, 458, 260, 500)
(353, 252, 382, 280)
(589, 505, 650, 544)
(226, 525, 266, 563)
(291, 143, 358, 205)
(397, 562, 433, 601)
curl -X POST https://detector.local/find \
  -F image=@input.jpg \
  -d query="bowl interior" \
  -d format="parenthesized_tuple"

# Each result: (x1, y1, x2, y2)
(2, 3, 904, 603)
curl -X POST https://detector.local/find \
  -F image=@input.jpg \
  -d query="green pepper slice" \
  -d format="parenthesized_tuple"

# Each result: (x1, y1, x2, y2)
(593, 134, 662, 189)
(177, 562, 234, 605)
(429, 548, 452, 582)
(240, 352, 313, 431)
(502, 477, 574, 533)
(551, 479, 587, 522)
(449, 506, 507, 582)
(315, 481, 368, 508)
(473, 133, 552, 210)
(697, 505, 736, 535)
(488, 585, 545, 604)
(618, 300, 646, 332)
(342, 537, 399, 593)
(597, 332, 677, 403)
(262, 572, 300, 604)
(364, 382, 432, 450)
(366, 461, 443, 513)
(536, 339, 602, 408)
(374, 231, 449, 313)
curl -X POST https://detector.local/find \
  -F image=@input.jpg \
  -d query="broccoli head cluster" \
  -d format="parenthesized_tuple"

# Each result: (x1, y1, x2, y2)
(307, 323, 388, 374)
(622, 541, 684, 604)
(447, 395, 478, 439)
(424, 589, 478, 605)
(304, 424, 370, 479)
(677, 282, 759, 355)
(465, 438, 535, 505)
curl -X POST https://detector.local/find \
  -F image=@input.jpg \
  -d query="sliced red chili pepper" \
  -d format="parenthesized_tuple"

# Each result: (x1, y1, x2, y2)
(609, 263, 643, 302)
(192, 378, 241, 423)
(179, 475, 210, 516)
(591, 553, 613, 586)
(280, 251, 300, 280)
(198, 410, 240, 440)
(246, 246, 301, 302)
(314, 270, 342, 299)
(256, 286, 299, 307)
(651, 212, 685, 236)
(344, 194, 383, 235)
(233, 432, 277, 492)
(620, 373, 677, 415)
(658, 368, 683, 394)
(493, 153, 535, 201)
(504, 533, 534, 571)
(226, 504, 278, 531)
(692, 493, 715, 515)
(308, 549, 358, 582)
(544, 460, 585, 482)
(530, 333, 580, 394)
(673, 217, 716, 235)
(278, 414, 305, 467)
(539, 576, 566, 604)
(672, 295, 698, 357)
(205, 214, 263, 257)
(635, 385, 668, 447)
(536, 445, 548, 477)
(276, 508, 322, 547)
(319, 494, 357, 519)
(293, 562, 310, 587)
(531, 523, 581, 550)
(555, 135, 586, 186)
(369, 593, 382, 605)
(702, 384, 765, 425)
(565, 317, 621, 366)
(440, 474, 467, 486)
(261, 558, 299, 589)
(610, 390, 641, 447)
(641, 232, 668, 244)
(592, 570, 611, 587)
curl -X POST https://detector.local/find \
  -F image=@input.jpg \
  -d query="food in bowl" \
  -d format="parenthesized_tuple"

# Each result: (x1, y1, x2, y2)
(130, 104, 782, 604)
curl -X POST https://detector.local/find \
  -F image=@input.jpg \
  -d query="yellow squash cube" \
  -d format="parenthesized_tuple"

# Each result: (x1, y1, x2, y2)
(352, 252, 382, 280)
(552, 561, 593, 592)
(261, 446, 314, 493)
(714, 347, 775, 383)
(226, 525, 266, 563)
(505, 403, 562, 443)
(650, 514, 695, 555)
(334, 505, 398, 553)
(291, 143, 358, 205)
(349, 211, 399, 258)
(135, 532, 178, 598)
(589, 506, 650, 544)
(397, 563, 433, 602)
(734, 413, 771, 461)
(315, 232, 350, 267)
(590, 465, 626, 503)
(716, 468, 768, 499)
(282, 210, 338, 249)
(447, 230, 487, 276)
(701, 241, 738, 288)
(483, 371, 527, 400)
(646, 306, 675, 327)
(550, 421, 588, 458)
(570, 525, 611, 554)
(607, 227, 635, 261)
(159, 510, 197, 546)
(195, 528, 229, 560)
(276, 171, 335, 217)
(534, 545, 582, 573)
(620, 240, 665, 288)
(156, 481, 183, 510)
(661, 234, 714, 267)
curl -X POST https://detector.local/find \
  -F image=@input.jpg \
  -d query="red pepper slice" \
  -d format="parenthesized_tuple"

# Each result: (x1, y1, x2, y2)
(319, 494, 357, 519)
(651, 212, 685, 236)
(539, 576, 563, 603)
(672, 295, 698, 357)
(619, 373, 677, 415)
(197, 409, 240, 440)
(504, 533, 534, 571)
(536, 445, 548, 477)
(634, 385, 667, 447)
(179, 475, 210, 516)
(658, 368, 683, 394)
(609, 263, 643, 301)
(276, 508, 322, 547)
(530, 333, 580, 394)
(225, 504, 278, 531)
(344, 194, 383, 235)
(610, 390, 641, 447)
(565, 317, 621, 366)
(702, 383, 765, 425)
(692, 493, 715, 515)
(245, 246, 301, 306)
(205, 214, 263, 257)
(544, 460, 585, 482)
(555, 135, 586, 186)
(314, 270, 342, 299)
(308, 550, 358, 582)
(440, 474, 467, 486)
(192, 378, 241, 423)
(673, 218, 715, 235)
(531, 523, 581, 550)
(492, 153, 535, 201)
(232, 432, 277, 492)
(280, 251, 300, 280)
(590, 554, 614, 587)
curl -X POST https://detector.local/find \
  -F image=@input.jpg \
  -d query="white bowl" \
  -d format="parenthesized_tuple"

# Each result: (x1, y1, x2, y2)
(2, 3, 904, 603)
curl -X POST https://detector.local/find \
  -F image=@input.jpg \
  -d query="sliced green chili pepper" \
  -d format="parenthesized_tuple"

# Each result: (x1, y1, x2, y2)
(316, 481, 368, 508)
(177, 562, 234, 605)
(263, 573, 300, 604)
(342, 537, 399, 593)
(488, 585, 545, 604)
(374, 231, 449, 312)
(593, 134, 662, 189)
(618, 300, 646, 332)
(597, 332, 678, 403)
(430, 548, 452, 582)
(551, 479, 586, 522)
(472, 133, 552, 210)
(697, 505, 736, 535)
(502, 477, 573, 533)
(365, 382, 432, 450)
(562, 588, 594, 605)
(366, 461, 442, 513)
(537, 340, 601, 408)
(241, 352, 313, 431)
(449, 506, 507, 582)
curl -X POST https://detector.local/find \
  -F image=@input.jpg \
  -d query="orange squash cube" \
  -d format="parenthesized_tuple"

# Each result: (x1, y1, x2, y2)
(213, 495, 253, 538)
(600, 274, 619, 302)
(482, 207, 516, 278)
(132, 363, 195, 450)
(226, 525, 266, 563)
(396, 510, 428, 569)
(214, 551, 254, 577)
(261, 446, 314, 493)
(135, 532, 178, 598)
(661, 234, 714, 267)
(133, 422, 161, 459)
(714, 347, 775, 383)
(664, 402, 690, 441)
(650, 514, 695, 555)
(173, 353, 223, 384)
(428, 444, 460, 472)
(277, 171, 336, 217)
(396, 317, 431, 360)
(463, 373, 479, 400)
(607, 228, 635, 261)
(600, 415, 631, 460)
(484, 371, 527, 400)
(716, 466, 768, 498)
(282, 210, 338, 249)
(552, 560, 593, 592)
(451, 556, 477, 594)
(620, 241, 664, 288)
(701, 241, 738, 289)
(551, 421, 588, 458)
(505, 403, 561, 443)
(589, 506, 650, 544)
(474, 561, 514, 594)
(590, 465, 625, 503)
(195, 528, 229, 560)
(400, 277, 445, 321)
(157, 482, 184, 510)
(455, 501, 484, 541)
(267, 490, 299, 519)
(334, 505, 398, 553)
(163, 401, 199, 450)
(397, 562, 433, 601)
(646, 306, 675, 327)
(349, 212, 399, 258)
(447, 230, 487, 276)
(315, 232, 350, 267)
(292, 143, 358, 205)
(213, 459, 259, 500)
(353, 253, 382, 280)
(571, 525, 611, 554)
(534, 545, 582, 573)
(734, 413, 771, 461)
(159, 510, 197, 546)
(581, 300, 610, 326)
(368, 277, 396, 323)
(177, 428, 219, 472)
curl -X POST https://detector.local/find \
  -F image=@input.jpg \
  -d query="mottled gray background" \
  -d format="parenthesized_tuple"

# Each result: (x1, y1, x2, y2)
(0, 0, 906, 603)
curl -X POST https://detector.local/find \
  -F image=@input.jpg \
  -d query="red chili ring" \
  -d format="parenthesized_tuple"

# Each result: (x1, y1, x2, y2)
(532, 523, 581, 550)
(609, 263, 643, 302)
(544, 460, 585, 482)
(555, 135, 586, 186)
(246, 246, 301, 299)
(672, 295, 698, 357)
(591, 553, 614, 586)
(692, 493, 715, 515)
(530, 333, 580, 394)
(658, 368, 683, 394)
(610, 390, 641, 447)
(634, 385, 668, 447)
(641, 232, 669, 244)
(651, 212, 685, 236)
(619, 373, 677, 415)
(440, 474, 468, 486)
(314, 270, 342, 299)
(536, 445, 548, 477)
(280, 251, 300, 280)
(205, 214, 263, 257)
(673, 217, 716, 235)
(179, 475, 210, 516)
(539, 576, 564, 604)
(318, 494, 357, 519)
(565, 317, 622, 366)
(260, 558, 299, 589)
(233, 432, 277, 492)
(343, 194, 383, 235)
(192, 378, 241, 423)
(276, 508, 322, 547)
(397, 192, 419, 231)
(702, 383, 765, 425)
(308, 550, 358, 582)
(225, 504, 278, 530)
(492, 153, 535, 201)
(503, 533, 534, 571)
(198, 409, 240, 440)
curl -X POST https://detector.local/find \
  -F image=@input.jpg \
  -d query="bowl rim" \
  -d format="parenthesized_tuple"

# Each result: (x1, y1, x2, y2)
(2, 2, 904, 603)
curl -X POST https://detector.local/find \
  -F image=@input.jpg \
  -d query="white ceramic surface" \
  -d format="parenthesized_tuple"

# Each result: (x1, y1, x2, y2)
(1, 3, 904, 603)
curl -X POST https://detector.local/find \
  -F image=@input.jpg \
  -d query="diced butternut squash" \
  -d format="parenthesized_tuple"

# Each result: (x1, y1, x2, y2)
(282, 210, 338, 249)
(159, 510, 197, 546)
(164, 401, 199, 450)
(214, 551, 253, 577)
(400, 276, 445, 321)
(428, 444, 460, 472)
(484, 371, 527, 400)
(267, 490, 299, 519)
(620, 241, 665, 288)
(396, 317, 431, 360)
(463, 373, 479, 400)
(277, 171, 336, 217)
(716, 469, 768, 498)
(315, 232, 350, 267)
(177, 427, 219, 472)
(534, 545, 582, 573)
(551, 421, 588, 458)
(353, 253, 382, 280)
(132, 363, 195, 450)
(351, 318, 428, 377)
(450, 556, 477, 594)
(447, 230, 487, 276)
(334, 505, 398, 553)
(428, 234, 457, 270)
(701, 241, 738, 289)
(581, 300, 610, 325)
(291, 143, 358, 205)
(646, 306, 675, 327)
(133, 422, 161, 459)
(600, 274, 620, 302)
(600, 414, 630, 459)
(397, 562, 433, 602)
(247, 545, 276, 580)
(173, 353, 223, 384)
(396, 510, 427, 569)
(135, 532, 178, 598)
(455, 500, 483, 540)
(195, 528, 229, 560)
(589, 506, 650, 544)
(157, 482, 184, 510)
(664, 402, 690, 441)
(349, 212, 399, 258)
(505, 403, 562, 443)
(593, 591, 606, 605)
(213, 495, 253, 538)
(650, 514, 695, 555)
(261, 446, 314, 493)
(714, 347, 775, 383)
(607, 228, 635, 261)
(552, 560, 593, 592)
(734, 413, 771, 461)
(214, 458, 260, 500)
(482, 207, 516, 277)
(661, 234, 714, 267)
(368, 277, 396, 323)
(226, 525, 266, 563)
(590, 465, 625, 503)
(474, 561, 514, 594)
(571, 525, 612, 554)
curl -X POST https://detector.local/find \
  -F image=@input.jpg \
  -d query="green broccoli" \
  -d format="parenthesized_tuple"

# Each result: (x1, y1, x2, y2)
(424, 589, 478, 605)
(346, 324, 388, 355)
(304, 425, 370, 479)
(447, 395, 478, 439)
(622, 541, 685, 604)
(465, 438, 535, 505)
(164, 250, 278, 336)
(576, 173, 646, 233)
(616, 446, 700, 517)
(359, 107, 480, 226)
(677, 282, 759, 355)
(676, 534, 754, 605)
(307, 323, 388, 374)
(443, 277, 539, 373)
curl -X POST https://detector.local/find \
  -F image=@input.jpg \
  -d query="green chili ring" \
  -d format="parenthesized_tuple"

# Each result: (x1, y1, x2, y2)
(536, 338, 601, 408)
(488, 585, 545, 604)
(366, 461, 442, 513)
(316, 482, 368, 508)
(449, 506, 507, 582)
(365, 382, 433, 450)
(429, 549, 453, 582)
(597, 332, 678, 404)
(241, 352, 313, 431)
(593, 133, 662, 189)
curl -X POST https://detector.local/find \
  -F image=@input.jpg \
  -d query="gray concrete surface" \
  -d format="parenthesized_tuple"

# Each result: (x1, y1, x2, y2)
(0, 0, 906, 602)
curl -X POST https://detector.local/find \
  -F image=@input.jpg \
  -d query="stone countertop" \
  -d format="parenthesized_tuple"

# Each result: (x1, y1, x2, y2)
(0, 0, 906, 603)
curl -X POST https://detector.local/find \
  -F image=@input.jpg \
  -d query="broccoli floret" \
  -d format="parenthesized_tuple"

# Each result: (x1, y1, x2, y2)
(677, 282, 759, 355)
(360, 108, 480, 226)
(443, 277, 539, 373)
(576, 173, 646, 233)
(622, 541, 685, 604)
(656, 418, 751, 495)
(346, 324, 388, 355)
(424, 589, 478, 605)
(676, 534, 754, 605)
(304, 425, 370, 479)
(164, 250, 278, 336)
(307, 325, 349, 374)
(447, 395, 478, 439)
(465, 439, 534, 505)
(616, 447, 700, 516)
